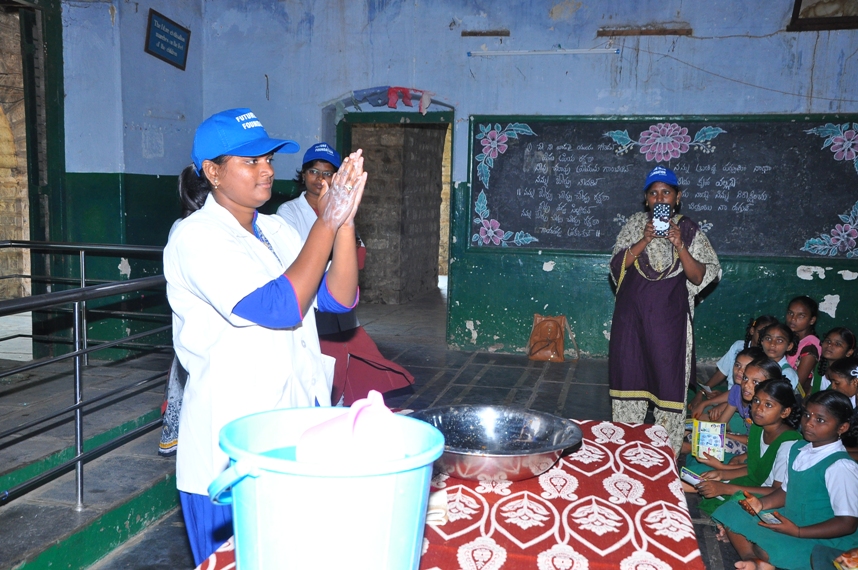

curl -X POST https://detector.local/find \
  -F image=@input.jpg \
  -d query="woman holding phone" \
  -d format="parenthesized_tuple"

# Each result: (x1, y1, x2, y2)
(608, 166, 721, 456)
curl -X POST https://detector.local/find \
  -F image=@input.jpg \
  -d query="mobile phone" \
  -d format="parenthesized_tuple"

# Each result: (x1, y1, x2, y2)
(680, 467, 703, 486)
(758, 512, 781, 525)
(652, 203, 671, 237)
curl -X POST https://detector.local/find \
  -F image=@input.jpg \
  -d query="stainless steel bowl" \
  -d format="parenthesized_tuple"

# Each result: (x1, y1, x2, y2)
(408, 405, 583, 482)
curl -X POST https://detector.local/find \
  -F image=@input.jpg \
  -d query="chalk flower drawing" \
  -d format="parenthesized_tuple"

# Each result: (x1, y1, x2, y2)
(474, 122, 536, 188)
(801, 124, 858, 257)
(801, 201, 858, 258)
(604, 123, 726, 161)
(806, 122, 858, 174)
(471, 121, 539, 247)
(472, 190, 539, 247)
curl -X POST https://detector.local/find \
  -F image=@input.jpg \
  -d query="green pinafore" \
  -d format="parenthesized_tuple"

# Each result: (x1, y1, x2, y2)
(712, 440, 858, 570)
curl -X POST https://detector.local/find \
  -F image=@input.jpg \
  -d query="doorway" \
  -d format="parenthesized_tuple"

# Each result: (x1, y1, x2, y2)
(338, 113, 452, 305)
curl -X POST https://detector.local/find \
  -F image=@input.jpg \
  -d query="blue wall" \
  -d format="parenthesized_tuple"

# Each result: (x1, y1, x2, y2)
(64, 1, 858, 178)
(58, 0, 858, 356)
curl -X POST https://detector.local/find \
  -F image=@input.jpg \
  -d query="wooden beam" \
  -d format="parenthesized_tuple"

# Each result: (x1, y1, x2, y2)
(597, 28, 692, 37)
(461, 30, 511, 37)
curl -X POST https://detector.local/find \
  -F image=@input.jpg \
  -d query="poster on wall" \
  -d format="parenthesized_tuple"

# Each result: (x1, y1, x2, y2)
(144, 9, 190, 70)
(788, 0, 858, 30)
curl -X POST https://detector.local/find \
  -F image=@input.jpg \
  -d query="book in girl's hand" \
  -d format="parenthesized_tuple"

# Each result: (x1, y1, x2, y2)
(689, 419, 727, 461)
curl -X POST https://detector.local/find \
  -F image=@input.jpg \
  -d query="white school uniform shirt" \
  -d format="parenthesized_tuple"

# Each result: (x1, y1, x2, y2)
(769, 439, 858, 517)
(165, 193, 334, 495)
(779, 356, 800, 391)
(819, 377, 858, 407)
(716, 340, 745, 388)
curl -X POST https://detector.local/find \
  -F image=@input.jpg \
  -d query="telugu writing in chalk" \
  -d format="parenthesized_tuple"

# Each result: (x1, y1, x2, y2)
(470, 117, 857, 254)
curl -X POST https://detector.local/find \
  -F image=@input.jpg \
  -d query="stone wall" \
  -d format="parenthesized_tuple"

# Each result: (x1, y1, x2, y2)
(0, 10, 31, 300)
(438, 125, 451, 276)
(352, 123, 446, 304)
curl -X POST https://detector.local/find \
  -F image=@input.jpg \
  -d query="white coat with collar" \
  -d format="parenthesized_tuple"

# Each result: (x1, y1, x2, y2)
(164, 193, 334, 495)
(276, 192, 316, 241)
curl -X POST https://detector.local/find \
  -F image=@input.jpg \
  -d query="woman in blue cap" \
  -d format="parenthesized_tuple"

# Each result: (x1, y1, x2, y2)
(277, 143, 414, 406)
(164, 109, 365, 564)
(608, 166, 721, 457)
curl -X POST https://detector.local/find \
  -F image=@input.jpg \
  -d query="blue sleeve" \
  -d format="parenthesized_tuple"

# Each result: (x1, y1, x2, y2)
(726, 384, 743, 408)
(232, 274, 302, 328)
(316, 272, 359, 313)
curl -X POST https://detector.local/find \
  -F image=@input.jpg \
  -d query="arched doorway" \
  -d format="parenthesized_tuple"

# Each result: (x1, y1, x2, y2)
(332, 98, 453, 305)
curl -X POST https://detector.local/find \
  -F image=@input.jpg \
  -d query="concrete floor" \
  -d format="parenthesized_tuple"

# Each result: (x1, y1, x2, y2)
(1, 279, 740, 569)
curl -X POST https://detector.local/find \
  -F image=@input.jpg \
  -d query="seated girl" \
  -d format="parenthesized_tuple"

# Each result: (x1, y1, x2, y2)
(758, 321, 801, 392)
(686, 353, 780, 470)
(808, 327, 855, 396)
(692, 379, 801, 516)
(712, 390, 858, 570)
(689, 315, 777, 411)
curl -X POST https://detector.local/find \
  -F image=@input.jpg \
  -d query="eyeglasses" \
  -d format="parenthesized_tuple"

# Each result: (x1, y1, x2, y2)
(306, 168, 335, 179)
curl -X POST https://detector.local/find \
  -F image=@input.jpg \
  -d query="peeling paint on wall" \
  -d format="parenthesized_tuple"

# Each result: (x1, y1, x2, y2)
(549, 1, 582, 20)
(465, 319, 479, 343)
(838, 270, 858, 281)
(796, 265, 826, 280)
(819, 294, 840, 318)
(118, 258, 131, 278)
(542, 260, 556, 271)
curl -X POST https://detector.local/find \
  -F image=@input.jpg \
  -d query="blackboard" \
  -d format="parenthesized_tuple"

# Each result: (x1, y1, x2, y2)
(468, 115, 858, 257)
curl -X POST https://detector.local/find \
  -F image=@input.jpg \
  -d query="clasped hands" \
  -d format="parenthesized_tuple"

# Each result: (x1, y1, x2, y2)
(318, 150, 367, 231)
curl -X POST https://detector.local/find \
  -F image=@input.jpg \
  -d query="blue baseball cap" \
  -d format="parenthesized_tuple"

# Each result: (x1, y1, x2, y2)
(643, 165, 678, 191)
(302, 142, 341, 169)
(191, 108, 299, 173)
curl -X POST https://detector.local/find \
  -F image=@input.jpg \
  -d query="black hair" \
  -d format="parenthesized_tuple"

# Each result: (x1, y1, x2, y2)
(827, 355, 858, 383)
(787, 295, 819, 337)
(178, 156, 229, 218)
(803, 389, 858, 446)
(754, 379, 802, 429)
(759, 321, 797, 358)
(746, 315, 779, 348)
(642, 182, 682, 214)
(818, 328, 857, 379)
(745, 355, 784, 382)
(292, 159, 338, 194)
(737, 346, 766, 361)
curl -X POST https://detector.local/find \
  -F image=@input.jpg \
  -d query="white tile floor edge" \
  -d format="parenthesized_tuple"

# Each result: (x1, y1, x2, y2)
(0, 312, 33, 361)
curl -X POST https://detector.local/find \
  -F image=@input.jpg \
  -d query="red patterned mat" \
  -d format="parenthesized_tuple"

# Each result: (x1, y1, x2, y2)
(197, 420, 704, 570)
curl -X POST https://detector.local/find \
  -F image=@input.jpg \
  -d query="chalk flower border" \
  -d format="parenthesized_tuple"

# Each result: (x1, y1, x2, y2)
(604, 123, 726, 161)
(471, 122, 539, 247)
(471, 190, 539, 247)
(474, 122, 536, 189)
(801, 200, 858, 258)
(805, 122, 858, 174)
(801, 123, 858, 257)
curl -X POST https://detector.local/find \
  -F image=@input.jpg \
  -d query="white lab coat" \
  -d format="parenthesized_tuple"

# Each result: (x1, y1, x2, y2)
(164, 193, 334, 495)
(276, 192, 317, 241)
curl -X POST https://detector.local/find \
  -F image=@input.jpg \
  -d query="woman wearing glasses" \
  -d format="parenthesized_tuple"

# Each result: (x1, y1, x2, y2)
(277, 143, 414, 406)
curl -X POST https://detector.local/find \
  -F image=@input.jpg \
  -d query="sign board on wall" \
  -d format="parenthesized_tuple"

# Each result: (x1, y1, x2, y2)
(144, 9, 190, 70)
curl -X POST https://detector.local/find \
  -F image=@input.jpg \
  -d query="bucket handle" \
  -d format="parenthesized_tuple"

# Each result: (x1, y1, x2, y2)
(208, 460, 261, 505)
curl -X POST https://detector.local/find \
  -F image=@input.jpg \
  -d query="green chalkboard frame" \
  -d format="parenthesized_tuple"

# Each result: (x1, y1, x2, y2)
(467, 113, 858, 258)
